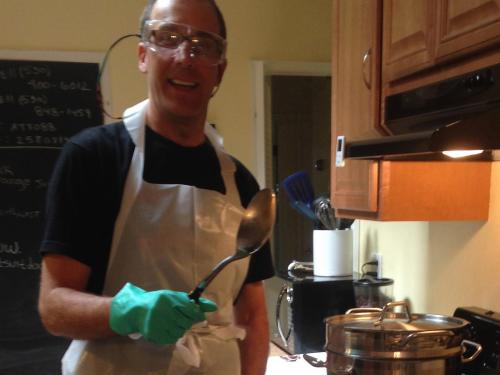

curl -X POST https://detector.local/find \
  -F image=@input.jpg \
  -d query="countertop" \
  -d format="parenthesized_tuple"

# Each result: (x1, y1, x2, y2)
(265, 353, 326, 374)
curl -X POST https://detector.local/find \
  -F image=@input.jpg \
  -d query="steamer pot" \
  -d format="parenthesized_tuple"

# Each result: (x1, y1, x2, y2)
(317, 301, 482, 374)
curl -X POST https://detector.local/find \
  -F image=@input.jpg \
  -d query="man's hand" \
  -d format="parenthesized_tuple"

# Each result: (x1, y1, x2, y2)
(110, 282, 218, 345)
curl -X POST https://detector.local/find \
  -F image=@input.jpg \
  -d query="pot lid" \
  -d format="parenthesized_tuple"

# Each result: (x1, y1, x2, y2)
(343, 301, 468, 333)
(345, 312, 468, 333)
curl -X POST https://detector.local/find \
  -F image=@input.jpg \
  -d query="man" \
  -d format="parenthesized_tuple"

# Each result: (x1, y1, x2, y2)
(37, 0, 274, 374)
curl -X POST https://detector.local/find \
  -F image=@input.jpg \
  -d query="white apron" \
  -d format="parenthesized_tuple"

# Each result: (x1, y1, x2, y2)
(62, 100, 249, 375)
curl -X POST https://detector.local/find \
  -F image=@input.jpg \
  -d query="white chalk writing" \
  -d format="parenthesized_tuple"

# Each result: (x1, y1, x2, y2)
(0, 176, 31, 191)
(10, 122, 57, 133)
(0, 256, 40, 271)
(27, 79, 56, 90)
(17, 94, 49, 106)
(59, 81, 92, 91)
(35, 178, 48, 189)
(0, 208, 40, 219)
(0, 241, 21, 255)
(25, 79, 93, 91)
(0, 165, 14, 176)
(34, 106, 93, 119)
(15, 135, 69, 147)
(18, 65, 51, 79)
(0, 94, 15, 104)
(0, 67, 18, 80)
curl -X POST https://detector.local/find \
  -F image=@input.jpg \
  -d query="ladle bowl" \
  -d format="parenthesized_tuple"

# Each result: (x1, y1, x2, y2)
(189, 188, 276, 302)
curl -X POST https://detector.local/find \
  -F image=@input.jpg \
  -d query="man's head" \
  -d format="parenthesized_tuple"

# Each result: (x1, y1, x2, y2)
(140, 0, 226, 40)
(138, 0, 227, 136)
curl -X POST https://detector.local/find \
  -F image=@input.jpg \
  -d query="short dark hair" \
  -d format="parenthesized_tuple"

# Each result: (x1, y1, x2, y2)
(139, 0, 227, 39)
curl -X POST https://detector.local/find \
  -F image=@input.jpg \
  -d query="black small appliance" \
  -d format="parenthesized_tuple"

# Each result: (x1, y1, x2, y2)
(454, 306, 500, 374)
(264, 267, 357, 354)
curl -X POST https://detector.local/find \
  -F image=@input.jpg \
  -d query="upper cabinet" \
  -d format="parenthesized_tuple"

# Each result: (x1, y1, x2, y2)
(331, 0, 383, 214)
(384, 0, 500, 82)
(436, 0, 500, 61)
(331, 0, 494, 221)
(383, 0, 436, 82)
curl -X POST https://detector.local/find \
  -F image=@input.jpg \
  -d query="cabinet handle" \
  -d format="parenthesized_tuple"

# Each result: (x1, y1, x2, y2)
(362, 48, 372, 89)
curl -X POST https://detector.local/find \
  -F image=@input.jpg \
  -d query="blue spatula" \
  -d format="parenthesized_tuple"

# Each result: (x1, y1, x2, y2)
(282, 171, 315, 210)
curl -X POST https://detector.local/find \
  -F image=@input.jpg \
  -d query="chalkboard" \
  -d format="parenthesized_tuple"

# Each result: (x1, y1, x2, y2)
(0, 58, 104, 374)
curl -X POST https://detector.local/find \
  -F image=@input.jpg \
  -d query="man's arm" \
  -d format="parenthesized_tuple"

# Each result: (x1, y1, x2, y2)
(38, 253, 115, 339)
(234, 281, 270, 375)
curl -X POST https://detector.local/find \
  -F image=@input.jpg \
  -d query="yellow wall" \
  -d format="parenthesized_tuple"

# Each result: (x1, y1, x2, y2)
(359, 163, 500, 316)
(0, 0, 331, 173)
(9, 1, 493, 319)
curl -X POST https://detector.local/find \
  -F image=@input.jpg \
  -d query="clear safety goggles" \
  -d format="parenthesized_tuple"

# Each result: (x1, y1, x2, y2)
(142, 20, 227, 66)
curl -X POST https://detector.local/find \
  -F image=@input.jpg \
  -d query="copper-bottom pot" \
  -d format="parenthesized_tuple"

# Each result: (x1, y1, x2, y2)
(322, 301, 482, 375)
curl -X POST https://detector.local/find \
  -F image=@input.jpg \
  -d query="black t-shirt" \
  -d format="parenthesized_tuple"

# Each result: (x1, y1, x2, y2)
(40, 122, 274, 294)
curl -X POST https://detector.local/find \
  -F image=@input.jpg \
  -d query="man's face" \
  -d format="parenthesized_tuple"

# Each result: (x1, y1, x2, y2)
(139, 0, 226, 123)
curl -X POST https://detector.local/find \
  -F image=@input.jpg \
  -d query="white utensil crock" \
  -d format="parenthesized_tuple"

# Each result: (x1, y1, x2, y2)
(313, 229, 353, 276)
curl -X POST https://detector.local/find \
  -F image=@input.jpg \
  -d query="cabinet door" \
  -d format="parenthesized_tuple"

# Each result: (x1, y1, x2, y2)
(382, 0, 436, 82)
(435, 0, 500, 60)
(331, 0, 382, 213)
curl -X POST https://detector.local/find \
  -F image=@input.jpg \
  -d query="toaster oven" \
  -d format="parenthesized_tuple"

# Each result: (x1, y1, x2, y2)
(264, 271, 356, 354)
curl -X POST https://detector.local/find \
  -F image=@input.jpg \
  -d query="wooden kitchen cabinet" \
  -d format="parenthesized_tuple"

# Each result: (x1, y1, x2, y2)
(435, 0, 500, 62)
(331, 0, 383, 214)
(331, 0, 492, 221)
(382, 0, 436, 82)
(384, 0, 500, 82)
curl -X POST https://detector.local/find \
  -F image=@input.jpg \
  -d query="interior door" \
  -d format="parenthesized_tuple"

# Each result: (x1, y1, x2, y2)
(270, 75, 331, 274)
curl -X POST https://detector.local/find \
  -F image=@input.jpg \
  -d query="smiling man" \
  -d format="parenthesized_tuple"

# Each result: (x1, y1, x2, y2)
(37, 1, 274, 374)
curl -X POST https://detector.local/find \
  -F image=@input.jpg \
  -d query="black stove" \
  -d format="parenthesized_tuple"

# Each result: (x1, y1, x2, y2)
(454, 307, 500, 374)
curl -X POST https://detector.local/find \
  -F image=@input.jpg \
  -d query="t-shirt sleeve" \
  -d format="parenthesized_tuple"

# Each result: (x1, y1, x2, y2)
(232, 157, 275, 283)
(40, 140, 100, 266)
(39, 123, 132, 294)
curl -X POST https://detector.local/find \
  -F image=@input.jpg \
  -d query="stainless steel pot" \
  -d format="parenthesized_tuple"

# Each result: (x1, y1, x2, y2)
(313, 301, 482, 374)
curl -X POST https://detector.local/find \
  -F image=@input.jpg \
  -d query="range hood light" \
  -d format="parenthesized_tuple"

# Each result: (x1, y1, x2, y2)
(442, 150, 484, 158)
(337, 106, 500, 162)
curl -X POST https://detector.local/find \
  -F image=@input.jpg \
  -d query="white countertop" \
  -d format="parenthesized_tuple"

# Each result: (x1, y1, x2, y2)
(265, 353, 326, 375)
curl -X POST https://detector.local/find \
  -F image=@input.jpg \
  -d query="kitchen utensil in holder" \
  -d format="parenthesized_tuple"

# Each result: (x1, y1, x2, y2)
(313, 229, 353, 276)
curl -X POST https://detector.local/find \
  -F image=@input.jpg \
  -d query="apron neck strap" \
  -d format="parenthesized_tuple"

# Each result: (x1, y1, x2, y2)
(122, 101, 239, 201)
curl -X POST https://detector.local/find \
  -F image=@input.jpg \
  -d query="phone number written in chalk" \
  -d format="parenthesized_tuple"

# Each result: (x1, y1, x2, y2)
(34, 106, 93, 119)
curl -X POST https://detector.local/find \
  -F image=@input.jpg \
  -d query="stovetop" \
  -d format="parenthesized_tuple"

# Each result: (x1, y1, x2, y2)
(453, 307, 500, 374)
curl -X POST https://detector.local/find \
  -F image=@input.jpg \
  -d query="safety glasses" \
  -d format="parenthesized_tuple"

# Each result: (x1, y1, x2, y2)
(142, 20, 226, 66)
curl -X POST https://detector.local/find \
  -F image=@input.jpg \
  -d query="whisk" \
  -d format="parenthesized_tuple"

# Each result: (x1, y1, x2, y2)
(313, 196, 336, 230)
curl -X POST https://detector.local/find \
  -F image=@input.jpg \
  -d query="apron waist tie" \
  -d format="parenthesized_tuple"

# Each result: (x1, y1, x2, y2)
(174, 322, 246, 367)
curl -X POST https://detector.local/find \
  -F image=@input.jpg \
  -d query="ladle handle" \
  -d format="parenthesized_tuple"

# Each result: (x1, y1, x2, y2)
(188, 251, 247, 303)
(188, 285, 205, 303)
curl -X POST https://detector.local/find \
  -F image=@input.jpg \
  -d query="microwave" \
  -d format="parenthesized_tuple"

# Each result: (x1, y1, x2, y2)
(338, 63, 500, 161)
(264, 273, 356, 354)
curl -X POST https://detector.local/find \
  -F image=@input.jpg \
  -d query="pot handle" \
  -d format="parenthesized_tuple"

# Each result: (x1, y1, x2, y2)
(345, 307, 382, 315)
(303, 354, 355, 374)
(461, 339, 483, 364)
(374, 300, 412, 326)
(276, 284, 291, 347)
(303, 354, 327, 368)
(399, 329, 454, 348)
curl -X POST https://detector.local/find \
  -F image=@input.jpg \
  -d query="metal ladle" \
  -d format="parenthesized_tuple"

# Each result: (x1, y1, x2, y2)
(189, 188, 276, 302)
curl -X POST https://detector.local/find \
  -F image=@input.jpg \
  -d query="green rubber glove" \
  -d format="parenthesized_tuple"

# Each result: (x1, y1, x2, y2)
(109, 282, 218, 345)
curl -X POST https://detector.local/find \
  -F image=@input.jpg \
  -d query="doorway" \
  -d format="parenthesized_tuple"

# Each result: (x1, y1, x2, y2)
(271, 75, 331, 273)
(252, 61, 332, 274)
